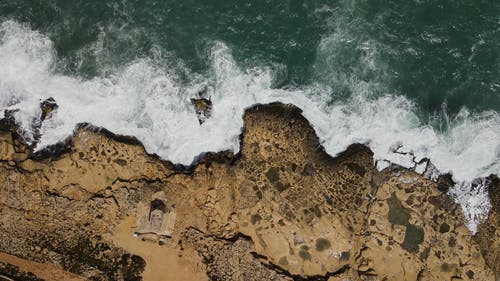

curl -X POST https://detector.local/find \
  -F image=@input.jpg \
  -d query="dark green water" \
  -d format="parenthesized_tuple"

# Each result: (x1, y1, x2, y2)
(1, 0, 499, 113)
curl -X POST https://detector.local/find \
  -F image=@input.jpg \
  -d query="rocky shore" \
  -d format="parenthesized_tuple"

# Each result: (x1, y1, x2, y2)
(0, 103, 498, 281)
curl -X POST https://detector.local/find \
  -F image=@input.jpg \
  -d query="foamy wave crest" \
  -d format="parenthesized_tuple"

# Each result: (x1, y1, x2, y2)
(1, 20, 499, 232)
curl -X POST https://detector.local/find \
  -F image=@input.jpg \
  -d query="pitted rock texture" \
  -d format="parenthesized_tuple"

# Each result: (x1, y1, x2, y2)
(361, 172, 492, 280)
(475, 176, 500, 280)
(180, 228, 292, 281)
(0, 103, 497, 281)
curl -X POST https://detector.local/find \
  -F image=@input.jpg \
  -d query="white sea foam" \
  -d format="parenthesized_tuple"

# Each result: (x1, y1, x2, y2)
(0, 20, 498, 232)
(448, 179, 492, 234)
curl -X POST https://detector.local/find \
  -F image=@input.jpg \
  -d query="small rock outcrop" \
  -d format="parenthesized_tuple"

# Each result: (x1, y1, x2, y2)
(191, 87, 213, 124)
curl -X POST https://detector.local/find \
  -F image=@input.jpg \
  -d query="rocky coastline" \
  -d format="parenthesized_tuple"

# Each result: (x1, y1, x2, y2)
(0, 102, 498, 281)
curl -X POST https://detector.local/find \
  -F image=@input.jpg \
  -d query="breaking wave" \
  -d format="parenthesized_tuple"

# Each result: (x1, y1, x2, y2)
(1, 20, 498, 233)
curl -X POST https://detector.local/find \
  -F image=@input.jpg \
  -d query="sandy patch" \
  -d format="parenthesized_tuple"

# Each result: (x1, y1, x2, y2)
(110, 216, 208, 281)
(0, 252, 84, 281)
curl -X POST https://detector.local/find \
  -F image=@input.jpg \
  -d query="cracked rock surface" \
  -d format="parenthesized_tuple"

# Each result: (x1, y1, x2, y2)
(0, 103, 497, 280)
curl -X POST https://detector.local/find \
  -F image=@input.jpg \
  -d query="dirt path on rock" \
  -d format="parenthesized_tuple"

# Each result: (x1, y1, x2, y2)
(110, 216, 208, 281)
(0, 252, 84, 281)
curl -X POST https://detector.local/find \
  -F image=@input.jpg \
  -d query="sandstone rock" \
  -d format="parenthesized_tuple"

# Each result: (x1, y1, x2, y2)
(476, 175, 500, 280)
(0, 132, 15, 161)
(361, 172, 492, 280)
(181, 228, 292, 281)
(0, 103, 496, 280)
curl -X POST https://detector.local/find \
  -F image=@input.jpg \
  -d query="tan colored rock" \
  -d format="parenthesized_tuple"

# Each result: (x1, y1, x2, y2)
(0, 131, 15, 161)
(476, 176, 500, 280)
(361, 172, 492, 280)
(38, 129, 174, 195)
(191, 98, 212, 124)
(0, 103, 496, 280)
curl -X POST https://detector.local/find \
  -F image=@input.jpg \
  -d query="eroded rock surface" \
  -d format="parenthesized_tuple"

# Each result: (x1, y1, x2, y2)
(475, 176, 500, 280)
(0, 103, 496, 280)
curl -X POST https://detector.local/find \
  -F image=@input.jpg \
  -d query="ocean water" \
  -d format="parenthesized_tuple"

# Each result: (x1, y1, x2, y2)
(0, 0, 499, 233)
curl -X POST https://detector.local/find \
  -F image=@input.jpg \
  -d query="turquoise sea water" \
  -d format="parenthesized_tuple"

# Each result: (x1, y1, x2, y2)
(1, 0, 499, 113)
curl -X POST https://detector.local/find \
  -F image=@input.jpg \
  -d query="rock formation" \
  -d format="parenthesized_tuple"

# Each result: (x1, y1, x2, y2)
(0, 103, 497, 280)
(191, 86, 213, 124)
(475, 175, 500, 280)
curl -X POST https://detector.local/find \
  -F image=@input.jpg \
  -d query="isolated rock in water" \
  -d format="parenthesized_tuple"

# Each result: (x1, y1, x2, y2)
(191, 98, 212, 124)
(0, 103, 496, 280)
(40, 97, 58, 122)
(191, 86, 212, 124)
(31, 98, 59, 145)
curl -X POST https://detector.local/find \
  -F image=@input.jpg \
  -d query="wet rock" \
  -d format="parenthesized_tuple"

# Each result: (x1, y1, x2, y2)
(437, 173, 455, 193)
(191, 98, 212, 124)
(190, 87, 212, 125)
(40, 97, 58, 122)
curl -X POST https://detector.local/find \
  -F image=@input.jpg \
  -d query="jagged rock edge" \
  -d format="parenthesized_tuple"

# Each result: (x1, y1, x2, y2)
(1, 102, 498, 279)
(0, 102, 372, 173)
